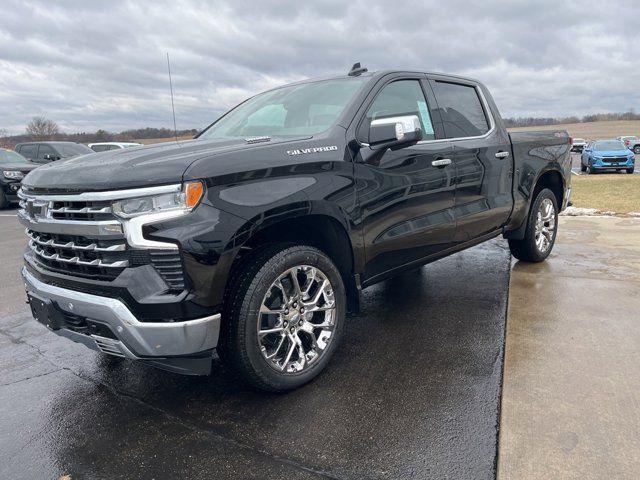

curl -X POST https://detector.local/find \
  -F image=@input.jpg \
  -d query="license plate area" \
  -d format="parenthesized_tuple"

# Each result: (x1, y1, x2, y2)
(27, 292, 63, 330)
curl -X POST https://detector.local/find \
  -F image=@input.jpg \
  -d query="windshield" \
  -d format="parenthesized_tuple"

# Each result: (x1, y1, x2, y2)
(200, 78, 366, 139)
(58, 143, 93, 156)
(594, 141, 627, 151)
(0, 149, 29, 163)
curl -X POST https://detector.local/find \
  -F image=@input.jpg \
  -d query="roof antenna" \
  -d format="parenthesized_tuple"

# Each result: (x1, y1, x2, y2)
(166, 52, 178, 143)
(348, 62, 367, 77)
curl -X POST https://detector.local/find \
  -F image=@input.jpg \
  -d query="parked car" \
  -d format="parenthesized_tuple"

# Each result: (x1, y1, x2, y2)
(88, 142, 143, 152)
(571, 137, 587, 152)
(0, 149, 39, 208)
(616, 136, 640, 154)
(581, 139, 635, 174)
(18, 66, 571, 391)
(14, 141, 94, 163)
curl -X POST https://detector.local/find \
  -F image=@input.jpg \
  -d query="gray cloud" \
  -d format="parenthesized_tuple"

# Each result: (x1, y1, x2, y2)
(1, 0, 638, 134)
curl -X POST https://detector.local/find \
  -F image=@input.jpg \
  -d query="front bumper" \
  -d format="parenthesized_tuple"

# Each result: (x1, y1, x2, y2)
(22, 267, 221, 375)
(592, 159, 634, 169)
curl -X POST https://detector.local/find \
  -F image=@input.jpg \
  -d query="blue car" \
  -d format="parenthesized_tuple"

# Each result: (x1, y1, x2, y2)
(581, 139, 635, 174)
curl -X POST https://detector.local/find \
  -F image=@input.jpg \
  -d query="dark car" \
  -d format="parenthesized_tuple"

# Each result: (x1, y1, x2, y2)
(19, 66, 572, 391)
(14, 141, 93, 163)
(0, 149, 39, 208)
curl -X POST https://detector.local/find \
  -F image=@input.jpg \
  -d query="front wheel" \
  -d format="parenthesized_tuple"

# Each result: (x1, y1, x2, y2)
(508, 188, 558, 263)
(220, 244, 346, 392)
(580, 163, 587, 172)
(627, 168, 635, 174)
(634, 145, 640, 154)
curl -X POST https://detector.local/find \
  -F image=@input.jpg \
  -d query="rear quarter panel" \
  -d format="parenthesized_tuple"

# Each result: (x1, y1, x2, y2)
(507, 130, 571, 230)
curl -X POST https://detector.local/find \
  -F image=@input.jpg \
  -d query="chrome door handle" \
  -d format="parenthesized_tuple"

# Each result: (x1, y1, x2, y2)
(431, 158, 452, 167)
(495, 151, 510, 159)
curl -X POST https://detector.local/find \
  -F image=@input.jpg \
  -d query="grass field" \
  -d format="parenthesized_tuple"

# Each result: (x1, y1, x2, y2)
(570, 174, 640, 214)
(509, 120, 640, 140)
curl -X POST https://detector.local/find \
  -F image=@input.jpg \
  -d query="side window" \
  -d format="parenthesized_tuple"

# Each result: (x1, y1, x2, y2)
(431, 81, 490, 138)
(37, 144, 56, 161)
(18, 144, 36, 159)
(360, 80, 436, 141)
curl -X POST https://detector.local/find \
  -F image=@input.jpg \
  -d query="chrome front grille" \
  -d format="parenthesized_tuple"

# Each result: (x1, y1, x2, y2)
(18, 186, 188, 290)
(26, 229, 129, 279)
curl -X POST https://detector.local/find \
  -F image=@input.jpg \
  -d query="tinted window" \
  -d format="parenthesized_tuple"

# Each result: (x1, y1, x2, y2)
(432, 82, 490, 138)
(200, 78, 366, 138)
(18, 144, 37, 159)
(91, 144, 111, 152)
(37, 144, 56, 161)
(58, 143, 93, 156)
(361, 80, 435, 141)
(594, 141, 626, 151)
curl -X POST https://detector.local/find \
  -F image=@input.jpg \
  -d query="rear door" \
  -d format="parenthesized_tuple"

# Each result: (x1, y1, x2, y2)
(429, 77, 513, 242)
(352, 75, 457, 282)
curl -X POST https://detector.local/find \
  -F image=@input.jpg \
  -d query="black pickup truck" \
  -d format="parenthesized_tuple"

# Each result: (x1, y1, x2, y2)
(18, 65, 571, 391)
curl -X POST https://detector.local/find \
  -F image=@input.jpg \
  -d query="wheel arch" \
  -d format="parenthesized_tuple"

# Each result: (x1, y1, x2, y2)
(223, 211, 361, 314)
(504, 168, 565, 240)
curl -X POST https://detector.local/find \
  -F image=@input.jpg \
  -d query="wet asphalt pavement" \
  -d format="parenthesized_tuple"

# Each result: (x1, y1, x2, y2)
(0, 208, 511, 480)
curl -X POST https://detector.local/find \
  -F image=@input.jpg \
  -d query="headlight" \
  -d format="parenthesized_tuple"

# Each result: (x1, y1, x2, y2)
(112, 181, 204, 218)
(3, 170, 24, 180)
(593, 156, 602, 161)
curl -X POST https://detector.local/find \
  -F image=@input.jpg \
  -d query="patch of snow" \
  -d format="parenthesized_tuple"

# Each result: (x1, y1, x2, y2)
(560, 206, 617, 217)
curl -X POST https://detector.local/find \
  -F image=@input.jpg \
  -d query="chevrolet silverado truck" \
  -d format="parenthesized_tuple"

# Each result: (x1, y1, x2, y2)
(18, 65, 571, 391)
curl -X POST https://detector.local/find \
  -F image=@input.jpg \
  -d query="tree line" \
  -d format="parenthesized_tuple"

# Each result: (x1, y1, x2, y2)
(0, 117, 198, 148)
(504, 111, 640, 128)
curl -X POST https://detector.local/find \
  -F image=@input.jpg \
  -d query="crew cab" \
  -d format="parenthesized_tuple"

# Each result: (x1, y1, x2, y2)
(18, 65, 571, 391)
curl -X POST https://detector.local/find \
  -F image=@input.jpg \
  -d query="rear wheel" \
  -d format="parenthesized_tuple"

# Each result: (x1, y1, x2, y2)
(508, 188, 558, 263)
(220, 244, 346, 392)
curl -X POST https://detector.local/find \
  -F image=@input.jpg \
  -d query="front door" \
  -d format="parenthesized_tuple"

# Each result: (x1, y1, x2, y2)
(352, 77, 457, 283)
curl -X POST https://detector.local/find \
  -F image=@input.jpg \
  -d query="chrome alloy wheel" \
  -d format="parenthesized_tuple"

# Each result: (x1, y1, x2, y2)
(257, 265, 337, 374)
(535, 198, 556, 253)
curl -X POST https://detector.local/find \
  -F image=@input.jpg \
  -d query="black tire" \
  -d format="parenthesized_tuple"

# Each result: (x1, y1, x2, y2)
(586, 164, 593, 174)
(219, 244, 346, 392)
(0, 190, 8, 209)
(580, 163, 586, 172)
(508, 188, 558, 263)
(627, 168, 635, 174)
(634, 145, 640, 154)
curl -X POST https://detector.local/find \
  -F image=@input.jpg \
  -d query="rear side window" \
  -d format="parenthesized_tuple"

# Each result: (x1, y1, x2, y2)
(18, 144, 36, 159)
(432, 82, 490, 138)
(37, 144, 56, 161)
(91, 145, 111, 152)
(360, 80, 436, 141)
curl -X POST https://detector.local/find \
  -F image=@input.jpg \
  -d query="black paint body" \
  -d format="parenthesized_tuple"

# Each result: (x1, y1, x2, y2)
(22, 70, 571, 327)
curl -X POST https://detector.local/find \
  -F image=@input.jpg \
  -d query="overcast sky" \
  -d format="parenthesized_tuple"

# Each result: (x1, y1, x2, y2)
(1, 0, 639, 134)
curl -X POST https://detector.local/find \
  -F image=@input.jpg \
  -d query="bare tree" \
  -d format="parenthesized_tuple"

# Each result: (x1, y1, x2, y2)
(26, 117, 60, 140)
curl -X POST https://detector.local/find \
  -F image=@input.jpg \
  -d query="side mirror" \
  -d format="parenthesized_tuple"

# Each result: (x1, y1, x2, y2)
(43, 154, 59, 161)
(368, 115, 423, 151)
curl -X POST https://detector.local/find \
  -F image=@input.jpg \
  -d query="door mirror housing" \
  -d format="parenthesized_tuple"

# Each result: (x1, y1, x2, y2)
(368, 115, 423, 151)
(43, 154, 60, 161)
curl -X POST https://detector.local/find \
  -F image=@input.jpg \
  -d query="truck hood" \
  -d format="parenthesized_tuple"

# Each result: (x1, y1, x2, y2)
(22, 137, 304, 192)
